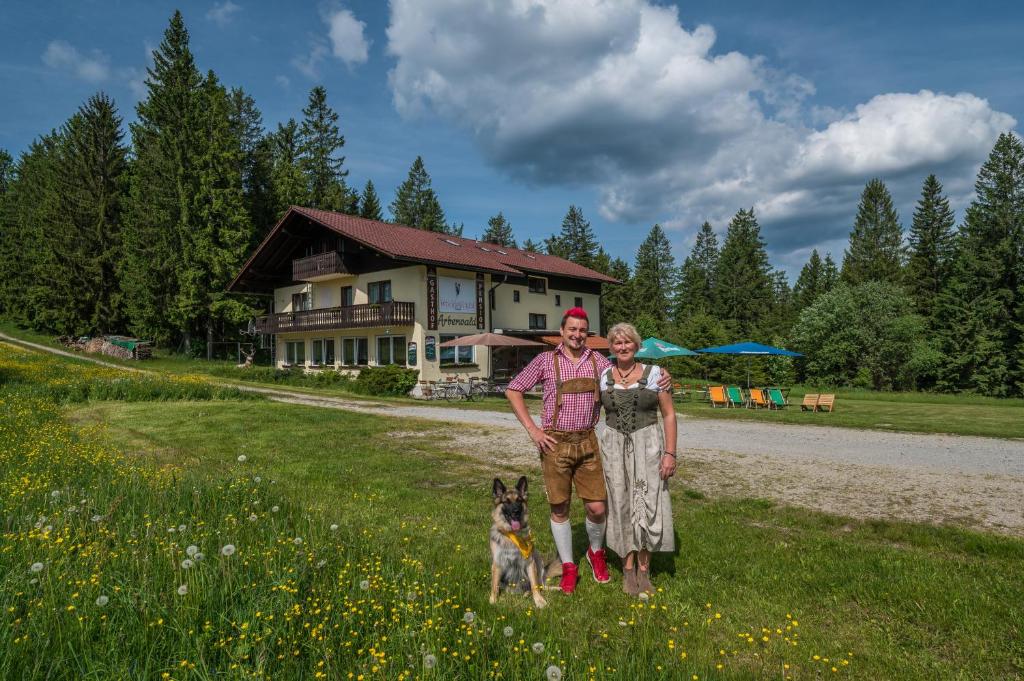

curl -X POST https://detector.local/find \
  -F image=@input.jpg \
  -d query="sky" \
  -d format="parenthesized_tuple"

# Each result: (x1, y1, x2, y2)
(2, 0, 1021, 279)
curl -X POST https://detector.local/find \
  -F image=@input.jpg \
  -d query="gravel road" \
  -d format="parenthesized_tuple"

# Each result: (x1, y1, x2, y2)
(5, 332, 1023, 535)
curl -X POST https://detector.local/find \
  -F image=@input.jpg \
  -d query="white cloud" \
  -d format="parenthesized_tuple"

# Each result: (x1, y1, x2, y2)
(275, 74, 291, 89)
(207, 1, 242, 27)
(386, 0, 1016, 256)
(42, 40, 110, 82)
(326, 8, 370, 66)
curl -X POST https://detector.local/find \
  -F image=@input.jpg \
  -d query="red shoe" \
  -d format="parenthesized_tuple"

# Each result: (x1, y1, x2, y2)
(559, 562, 579, 594)
(586, 547, 610, 583)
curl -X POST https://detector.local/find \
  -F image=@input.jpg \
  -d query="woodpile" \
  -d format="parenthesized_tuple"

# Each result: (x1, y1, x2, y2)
(57, 335, 153, 360)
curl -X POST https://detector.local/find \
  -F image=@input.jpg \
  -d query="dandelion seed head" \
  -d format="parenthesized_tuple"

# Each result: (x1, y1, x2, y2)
(29, 578, 38, 585)
(532, 642, 545, 654)
(359, 579, 370, 591)
(293, 537, 303, 546)
(91, 515, 102, 523)
(186, 545, 199, 557)
(463, 611, 475, 624)
(30, 562, 44, 573)
(329, 524, 339, 532)
(503, 626, 514, 637)
(95, 595, 109, 607)
(51, 490, 60, 498)
(220, 544, 236, 557)
(546, 665, 563, 681)
(177, 584, 188, 596)
(177, 524, 186, 533)
(181, 559, 194, 569)
(237, 454, 247, 463)
(316, 559, 327, 568)
(638, 591, 650, 601)
(194, 552, 204, 561)
(248, 514, 258, 522)
(271, 505, 280, 513)
(423, 653, 437, 669)
(253, 476, 261, 483)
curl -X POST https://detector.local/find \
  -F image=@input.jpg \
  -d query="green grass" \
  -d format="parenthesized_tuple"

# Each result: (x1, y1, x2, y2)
(2, 346, 1022, 679)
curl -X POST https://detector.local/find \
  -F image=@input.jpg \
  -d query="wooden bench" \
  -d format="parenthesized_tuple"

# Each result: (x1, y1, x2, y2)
(800, 393, 819, 411)
(816, 394, 836, 412)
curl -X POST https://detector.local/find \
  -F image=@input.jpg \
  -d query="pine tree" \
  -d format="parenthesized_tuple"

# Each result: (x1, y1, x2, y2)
(713, 208, 774, 337)
(0, 149, 12, 194)
(389, 156, 450, 232)
(481, 212, 516, 247)
(822, 253, 839, 290)
(936, 132, 1024, 395)
(57, 93, 129, 333)
(630, 223, 677, 328)
(270, 119, 306, 214)
(120, 10, 203, 345)
(793, 249, 829, 310)
(521, 238, 542, 253)
(674, 221, 718, 319)
(545, 205, 599, 268)
(906, 174, 956, 324)
(298, 85, 352, 211)
(841, 178, 905, 285)
(228, 87, 275, 239)
(359, 179, 382, 221)
(598, 255, 632, 335)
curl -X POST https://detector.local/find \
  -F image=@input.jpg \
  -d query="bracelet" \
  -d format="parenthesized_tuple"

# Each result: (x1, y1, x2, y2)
(662, 450, 677, 459)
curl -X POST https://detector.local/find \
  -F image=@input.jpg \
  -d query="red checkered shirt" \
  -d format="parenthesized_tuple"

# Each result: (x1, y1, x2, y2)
(507, 344, 612, 431)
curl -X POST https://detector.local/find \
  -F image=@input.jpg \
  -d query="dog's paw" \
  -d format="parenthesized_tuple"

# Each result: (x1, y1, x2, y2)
(489, 594, 498, 605)
(533, 595, 548, 609)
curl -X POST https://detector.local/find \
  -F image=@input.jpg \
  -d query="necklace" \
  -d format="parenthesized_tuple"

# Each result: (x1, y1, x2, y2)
(615, 362, 638, 385)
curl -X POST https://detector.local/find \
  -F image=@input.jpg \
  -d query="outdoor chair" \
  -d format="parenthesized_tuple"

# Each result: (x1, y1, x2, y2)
(800, 393, 819, 411)
(726, 385, 746, 408)
(672, 382, 690, 402)
(767, 387, 788, 409)
(708, 385, 729, 408)
(816, 394, 836, 412)
(748, 388, 771, 409)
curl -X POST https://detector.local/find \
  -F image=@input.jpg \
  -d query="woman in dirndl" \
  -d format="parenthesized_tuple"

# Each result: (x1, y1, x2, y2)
(598, 322, 677, 596)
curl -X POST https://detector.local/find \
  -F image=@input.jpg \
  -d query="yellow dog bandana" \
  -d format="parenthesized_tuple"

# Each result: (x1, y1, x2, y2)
(500, 530, 534, 559)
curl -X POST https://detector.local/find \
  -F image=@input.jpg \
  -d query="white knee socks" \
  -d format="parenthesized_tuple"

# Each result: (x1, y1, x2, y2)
(585, 517, 606, 552)
(550, 518, 574, 564)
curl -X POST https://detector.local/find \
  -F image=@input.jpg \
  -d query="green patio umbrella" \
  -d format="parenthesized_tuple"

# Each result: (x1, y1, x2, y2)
(634, 337, 699, 359)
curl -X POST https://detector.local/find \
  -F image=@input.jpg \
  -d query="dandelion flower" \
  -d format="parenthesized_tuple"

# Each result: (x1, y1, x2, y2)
(329, 524, 339, 532)
(532, 642, 545, 654)
(186, 545, 199, 557)
(463, 611, 475, 624)
(271, 505, 280, 513)
(248, 513, 258, 522)
(503, 626, 514, 637)
(423, 653, 437, 669)
(359, 579, 370, 591)
(30, 562, 44, 573)
(546, 665, 563, 681)
(181, 559, 194, 569)
(293, 537, 303, 546)
(194, 552, 204, 561)
(220, 544, 236, 557)
(237, 454, 247, 462)
(95, 595, 109, 607)
(254, 476, 261, 483)
(177, 584, 188, 596)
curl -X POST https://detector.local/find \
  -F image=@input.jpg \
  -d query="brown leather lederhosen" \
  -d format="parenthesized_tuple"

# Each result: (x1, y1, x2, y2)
(542, 351, 606, 504)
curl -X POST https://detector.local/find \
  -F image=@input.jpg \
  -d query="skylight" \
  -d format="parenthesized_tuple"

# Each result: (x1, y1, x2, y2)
(443, 239, 460, 246)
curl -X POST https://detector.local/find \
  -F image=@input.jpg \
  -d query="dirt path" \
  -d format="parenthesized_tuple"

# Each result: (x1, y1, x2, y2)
(5, 332, 1023, 536)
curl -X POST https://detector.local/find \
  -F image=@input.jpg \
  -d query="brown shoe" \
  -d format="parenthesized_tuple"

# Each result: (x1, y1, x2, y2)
(636, 566, 653, 595)
(622, 565, 639, 596)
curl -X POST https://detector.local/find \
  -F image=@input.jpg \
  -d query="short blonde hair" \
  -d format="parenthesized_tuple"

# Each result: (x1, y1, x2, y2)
(606, 322, 641, 349)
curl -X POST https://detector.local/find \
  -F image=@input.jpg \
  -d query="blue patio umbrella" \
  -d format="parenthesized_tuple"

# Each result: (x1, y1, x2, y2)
(634, 337, 699, 359)
(697, 342, 803, 387)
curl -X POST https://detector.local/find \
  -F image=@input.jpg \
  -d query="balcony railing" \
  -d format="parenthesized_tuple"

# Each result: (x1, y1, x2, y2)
(293, 252, 348, 281)
(255, 301, 415, 334)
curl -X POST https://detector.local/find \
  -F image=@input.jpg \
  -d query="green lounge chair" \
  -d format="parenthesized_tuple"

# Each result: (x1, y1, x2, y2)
(726, 385, 746, 408)
(767, 387, 788, 409)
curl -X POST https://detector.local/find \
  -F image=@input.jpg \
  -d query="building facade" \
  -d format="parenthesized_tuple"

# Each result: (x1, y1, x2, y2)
(228, 207, 617, 381)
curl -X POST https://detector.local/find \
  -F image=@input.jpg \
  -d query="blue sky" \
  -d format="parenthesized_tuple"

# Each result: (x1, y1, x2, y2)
(2, 0, 1021, 279)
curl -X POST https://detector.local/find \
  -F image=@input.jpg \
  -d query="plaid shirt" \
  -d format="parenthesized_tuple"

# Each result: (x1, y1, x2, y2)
(508, 344, 612, 431)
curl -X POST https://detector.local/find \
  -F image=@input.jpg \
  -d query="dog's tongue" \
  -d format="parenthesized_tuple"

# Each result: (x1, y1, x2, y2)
(510, 520, 521, 531)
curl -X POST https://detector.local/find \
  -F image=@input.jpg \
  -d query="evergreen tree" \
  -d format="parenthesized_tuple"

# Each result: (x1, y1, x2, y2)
(298, 85, 354, 211)
(598, 256, 632, 335)
(906, 174, 956, 324)
(0, 149, 12, 194)
(769, 269, 794, 337)
(545, 205, 599, 269)
(674, 221, 718, 319)
(713, 208, 774, 338)
(521, 238, 542, 253)
(120, 10, 203, 345)
(270, 119, 306, 214)
(389, 156, 451, 232)
(359, 179, 382, 221)
(630, 223, 677, 328)
(481, 212, 516, 247)
(228, 87, 275, 239)
(841, 178, 904, 285)
(822, 253, 839, 290)
(936, 132, 1024, 395)
(793, 249, 829, 310)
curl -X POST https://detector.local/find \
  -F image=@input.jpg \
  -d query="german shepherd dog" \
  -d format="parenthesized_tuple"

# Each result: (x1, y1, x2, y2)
(489, 476, 560, 609)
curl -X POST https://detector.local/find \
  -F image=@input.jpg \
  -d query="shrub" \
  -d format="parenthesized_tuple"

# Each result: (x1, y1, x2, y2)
(350, 364, 419, 396)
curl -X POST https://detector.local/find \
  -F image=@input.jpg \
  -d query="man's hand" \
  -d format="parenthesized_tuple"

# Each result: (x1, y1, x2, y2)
(657, 367, 673, 391)
(529, 426, 557, 454)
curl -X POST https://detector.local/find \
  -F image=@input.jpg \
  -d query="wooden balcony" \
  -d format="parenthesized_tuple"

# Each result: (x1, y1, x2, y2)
(293, 252, 348, 281)
(255, 301, 415, 334)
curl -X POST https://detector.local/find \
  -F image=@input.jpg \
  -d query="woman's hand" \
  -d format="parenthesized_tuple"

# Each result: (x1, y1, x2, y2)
(659, 453, 677, 480)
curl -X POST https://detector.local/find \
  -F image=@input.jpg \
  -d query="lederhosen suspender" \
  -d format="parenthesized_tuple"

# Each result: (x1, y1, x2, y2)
(551, 350, 600, 431)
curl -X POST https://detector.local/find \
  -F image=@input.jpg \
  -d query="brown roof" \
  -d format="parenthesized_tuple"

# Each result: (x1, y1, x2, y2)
(538, 334, 610, 350)
(229, 207, 620, 291)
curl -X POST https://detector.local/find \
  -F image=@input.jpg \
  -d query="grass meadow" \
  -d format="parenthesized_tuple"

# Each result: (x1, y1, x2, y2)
(2, 343, 1023, 680)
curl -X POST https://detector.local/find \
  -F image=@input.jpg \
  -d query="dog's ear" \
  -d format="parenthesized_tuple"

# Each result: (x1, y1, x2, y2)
(515, 475, 528, 498)
(492, 478, 507, 499)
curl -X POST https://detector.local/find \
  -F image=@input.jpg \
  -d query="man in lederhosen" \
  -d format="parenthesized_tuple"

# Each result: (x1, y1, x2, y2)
(507, 308, 671, 594)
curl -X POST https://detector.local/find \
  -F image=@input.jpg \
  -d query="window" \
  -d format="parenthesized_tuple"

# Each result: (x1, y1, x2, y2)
(528, 277, 547, 294)
(285, 341, 305, 365)
(340, 286, 354, 306)
(574, 296, 583, 308)
(291, 291, 311, 311)
(312, 338, 335, 365)
(376, 335, 407, 366)
(529, 314, 547, 330)
(440, 335, 475, 365)
(555, 294, 561, 306)
(368, 280, 392, 304)
(513, 290, 520, 303)
(342, 337, 368, 366)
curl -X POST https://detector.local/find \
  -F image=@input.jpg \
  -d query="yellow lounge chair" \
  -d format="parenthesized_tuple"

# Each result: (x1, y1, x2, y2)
(816, 394, 836, 412)
(748, 388, 771, 409)
(708, 385, 728, 408)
